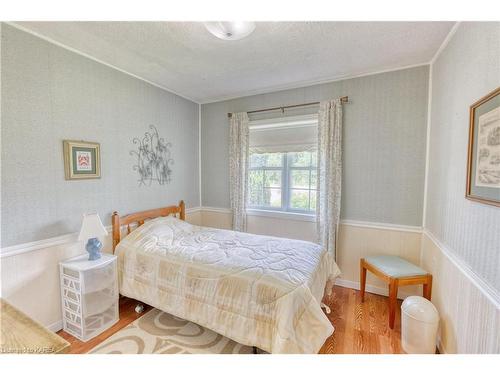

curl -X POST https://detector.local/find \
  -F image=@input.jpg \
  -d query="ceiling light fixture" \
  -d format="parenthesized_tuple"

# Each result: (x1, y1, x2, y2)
(204, 22, 256, 41)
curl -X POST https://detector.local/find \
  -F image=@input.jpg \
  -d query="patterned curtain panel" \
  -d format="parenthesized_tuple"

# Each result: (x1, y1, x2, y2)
(229, 112, 250, 231)
(316, 100, 343, 260)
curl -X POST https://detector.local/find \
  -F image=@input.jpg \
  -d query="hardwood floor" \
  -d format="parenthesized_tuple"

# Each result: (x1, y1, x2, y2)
(58, 285, 403, 354)
(319, 285, 403, 354)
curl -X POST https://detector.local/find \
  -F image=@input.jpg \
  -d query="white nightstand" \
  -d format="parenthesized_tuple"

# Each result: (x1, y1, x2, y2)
(59, 253, 118, 342)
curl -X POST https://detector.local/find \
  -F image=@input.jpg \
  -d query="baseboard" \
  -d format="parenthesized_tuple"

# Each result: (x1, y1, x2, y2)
(46, 320, 63, 333)
(335, 278, 414, 300)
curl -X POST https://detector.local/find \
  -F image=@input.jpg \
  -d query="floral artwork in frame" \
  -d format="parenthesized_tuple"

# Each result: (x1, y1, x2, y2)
(63, 140, 101, 180)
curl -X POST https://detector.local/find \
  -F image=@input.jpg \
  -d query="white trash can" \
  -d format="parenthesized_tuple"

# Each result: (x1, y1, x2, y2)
(401, 296, 439, 354)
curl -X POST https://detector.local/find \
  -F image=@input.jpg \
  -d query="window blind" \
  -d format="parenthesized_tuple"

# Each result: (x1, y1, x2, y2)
(249, 114, 318, 153)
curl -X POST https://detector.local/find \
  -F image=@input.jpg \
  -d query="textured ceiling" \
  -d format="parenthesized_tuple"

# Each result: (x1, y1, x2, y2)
(14, 22, 454, 103)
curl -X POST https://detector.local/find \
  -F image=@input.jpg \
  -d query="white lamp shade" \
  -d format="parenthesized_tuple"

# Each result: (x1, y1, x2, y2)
(78, 213, 108, 241)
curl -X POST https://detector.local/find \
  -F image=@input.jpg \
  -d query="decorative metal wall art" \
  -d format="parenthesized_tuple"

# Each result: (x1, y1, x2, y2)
(130, 125, 173, 186)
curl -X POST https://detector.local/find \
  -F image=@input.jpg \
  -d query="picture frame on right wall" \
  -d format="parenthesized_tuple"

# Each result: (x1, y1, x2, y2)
(466, 87, 500, 207)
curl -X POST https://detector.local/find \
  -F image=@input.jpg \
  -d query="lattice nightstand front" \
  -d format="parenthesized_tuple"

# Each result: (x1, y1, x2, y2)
(59, 253, 118, 342)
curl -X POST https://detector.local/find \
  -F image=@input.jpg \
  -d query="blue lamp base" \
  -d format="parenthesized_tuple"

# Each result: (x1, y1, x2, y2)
(86, 237, 102, 261)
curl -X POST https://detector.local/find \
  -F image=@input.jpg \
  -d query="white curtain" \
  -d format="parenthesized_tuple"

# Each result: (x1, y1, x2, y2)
(316, 99, 343, 260)
(229, 112, 250, 231)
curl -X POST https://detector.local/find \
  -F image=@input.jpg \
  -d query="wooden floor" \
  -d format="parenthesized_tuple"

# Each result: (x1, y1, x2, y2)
(319, 285, 403, 354)
(58, 285, 403, 354)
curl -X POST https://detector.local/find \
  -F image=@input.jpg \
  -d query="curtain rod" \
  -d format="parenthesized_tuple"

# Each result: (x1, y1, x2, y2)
(227, 96, 348, 118)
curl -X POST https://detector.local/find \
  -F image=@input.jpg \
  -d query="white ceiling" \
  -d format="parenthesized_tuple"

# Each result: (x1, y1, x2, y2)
(14, 22, 455, 103)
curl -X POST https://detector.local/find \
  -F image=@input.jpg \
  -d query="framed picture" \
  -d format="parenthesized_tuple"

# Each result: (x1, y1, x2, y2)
(466, 87, 500, 207)
(63, 140, 101, 180)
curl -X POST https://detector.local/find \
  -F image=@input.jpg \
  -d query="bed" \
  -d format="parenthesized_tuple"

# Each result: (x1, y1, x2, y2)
(111, 201, 341, 354)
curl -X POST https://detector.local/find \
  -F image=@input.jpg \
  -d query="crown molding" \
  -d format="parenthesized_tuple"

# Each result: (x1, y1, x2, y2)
(6, 21, 451, 105)
(429, 22, 461, 65)
(200, 62, 430, 104)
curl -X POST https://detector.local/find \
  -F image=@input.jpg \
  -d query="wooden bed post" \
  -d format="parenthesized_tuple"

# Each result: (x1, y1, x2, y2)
(179, 200, 185, 221)
(111, 211, 120, 253)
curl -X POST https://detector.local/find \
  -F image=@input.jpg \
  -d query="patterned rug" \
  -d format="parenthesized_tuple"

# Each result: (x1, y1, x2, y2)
(90, 308, 254, 354)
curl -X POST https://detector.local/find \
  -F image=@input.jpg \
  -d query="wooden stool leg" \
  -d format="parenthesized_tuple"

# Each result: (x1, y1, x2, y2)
(360, 259, 367, 302)
(423, 275, 433, 300)
(388, 279, 398, 329)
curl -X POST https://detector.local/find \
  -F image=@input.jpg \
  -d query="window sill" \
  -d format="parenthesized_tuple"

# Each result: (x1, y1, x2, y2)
(246, 209, 316, 222)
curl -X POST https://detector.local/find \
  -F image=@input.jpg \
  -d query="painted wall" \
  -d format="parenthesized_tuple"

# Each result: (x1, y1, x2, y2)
(2, 21, 499, 355)
(201, 66, 429, 226)
(422, 22, 500, 354)
(425, 22, 500, 293)
(1, 24, 200, 247)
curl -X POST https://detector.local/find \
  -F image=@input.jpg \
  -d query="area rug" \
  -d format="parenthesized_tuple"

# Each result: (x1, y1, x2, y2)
(90, 308, 254, 354)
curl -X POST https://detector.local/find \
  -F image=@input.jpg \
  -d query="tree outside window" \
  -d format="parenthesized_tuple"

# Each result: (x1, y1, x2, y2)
(248, 151, 317, 213)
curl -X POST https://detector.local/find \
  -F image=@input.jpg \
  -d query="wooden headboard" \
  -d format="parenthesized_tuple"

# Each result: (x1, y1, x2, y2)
(111, 200, 185, 252)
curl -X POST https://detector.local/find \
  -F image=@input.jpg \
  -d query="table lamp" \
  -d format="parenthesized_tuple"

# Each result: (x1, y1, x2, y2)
(78, 213, 108, 260)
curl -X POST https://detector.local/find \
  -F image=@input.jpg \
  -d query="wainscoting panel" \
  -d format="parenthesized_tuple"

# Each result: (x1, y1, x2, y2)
(201, 208, 423, 298)
(0, 238, 84, 331)
(337, 224, 422, 296)
(4, 206, 497, 355)
(0, 210, 201, 330)
(421, 231, 499, 354)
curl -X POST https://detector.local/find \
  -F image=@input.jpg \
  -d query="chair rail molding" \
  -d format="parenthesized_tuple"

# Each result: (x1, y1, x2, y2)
(422, 229, 500, 309)
(0, 207, 203, 258)
(202, 206, 423, 233)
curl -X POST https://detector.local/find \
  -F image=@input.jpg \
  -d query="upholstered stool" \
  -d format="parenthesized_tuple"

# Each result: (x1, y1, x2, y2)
(360, 255, 432, 329)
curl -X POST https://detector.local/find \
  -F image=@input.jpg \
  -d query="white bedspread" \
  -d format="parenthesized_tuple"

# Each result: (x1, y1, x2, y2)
(116, 216, 341, 353)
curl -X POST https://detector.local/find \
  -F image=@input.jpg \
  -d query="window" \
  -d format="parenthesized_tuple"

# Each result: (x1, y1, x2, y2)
(288, 151, 317, 212)
(247, 114, 318, 215)
(248, 150, 317, 214)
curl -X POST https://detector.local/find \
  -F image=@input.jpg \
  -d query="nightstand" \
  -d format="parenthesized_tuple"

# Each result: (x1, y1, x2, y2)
(59, 253, 118, 342)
